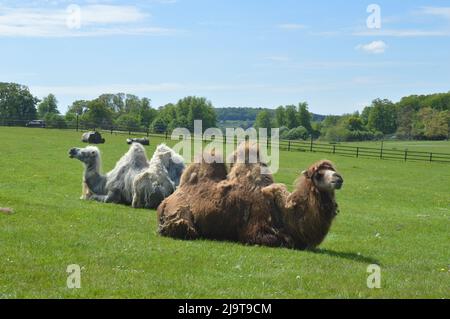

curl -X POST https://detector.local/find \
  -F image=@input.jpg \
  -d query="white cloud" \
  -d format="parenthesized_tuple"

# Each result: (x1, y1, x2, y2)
(0, 4, 179, 37)
(420, 6, 450, 19)
(356, 40, 388, 54)
(277, 23, 307, 30)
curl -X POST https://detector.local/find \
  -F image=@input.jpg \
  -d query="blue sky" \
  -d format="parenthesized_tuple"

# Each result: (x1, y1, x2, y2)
(1, 0, 450, 115)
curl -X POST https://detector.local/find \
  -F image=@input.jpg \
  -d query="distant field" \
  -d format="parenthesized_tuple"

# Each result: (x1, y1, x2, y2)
(0, 127, 449, 298)
(338, 140, 450, 154)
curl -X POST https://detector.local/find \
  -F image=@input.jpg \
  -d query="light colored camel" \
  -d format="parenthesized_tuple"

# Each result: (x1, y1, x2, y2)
(69, 143, 185, 209)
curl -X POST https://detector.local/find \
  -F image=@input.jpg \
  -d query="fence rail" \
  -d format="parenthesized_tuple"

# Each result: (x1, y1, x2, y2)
(1, 118, 450, 164)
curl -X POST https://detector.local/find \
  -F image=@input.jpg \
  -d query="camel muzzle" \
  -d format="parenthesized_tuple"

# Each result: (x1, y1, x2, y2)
(333, 174, 344, 189)
(69, 148, 79, 159)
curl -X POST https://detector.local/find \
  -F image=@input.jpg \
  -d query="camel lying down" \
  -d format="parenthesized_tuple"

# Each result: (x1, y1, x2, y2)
(69, 143, 185, 209)
(157, 144, 343, 250)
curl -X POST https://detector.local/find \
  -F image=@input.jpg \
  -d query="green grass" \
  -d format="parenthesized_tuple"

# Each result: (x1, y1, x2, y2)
(337, 140, 450, 154)
(0, 127, 449, 298)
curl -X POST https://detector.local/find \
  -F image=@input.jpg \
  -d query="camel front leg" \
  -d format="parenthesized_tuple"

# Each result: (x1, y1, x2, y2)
(88, 190, 121, 204)
(241, 224, 293, 248)
(158, 205, 199, 240)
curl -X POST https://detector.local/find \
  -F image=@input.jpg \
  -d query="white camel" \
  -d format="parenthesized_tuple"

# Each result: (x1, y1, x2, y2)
(68, 143, 185, 209)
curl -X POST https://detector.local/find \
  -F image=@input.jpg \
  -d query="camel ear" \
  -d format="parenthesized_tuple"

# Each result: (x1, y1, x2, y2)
(301, 170, 308, 176)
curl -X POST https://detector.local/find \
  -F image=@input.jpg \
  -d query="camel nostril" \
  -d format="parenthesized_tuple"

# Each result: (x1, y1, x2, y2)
(69, 148, 78, 157)
(333, 173, 343, 187)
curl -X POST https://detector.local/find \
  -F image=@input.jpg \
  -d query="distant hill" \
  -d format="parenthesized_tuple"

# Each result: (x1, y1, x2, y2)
(215, 107, 325, 128)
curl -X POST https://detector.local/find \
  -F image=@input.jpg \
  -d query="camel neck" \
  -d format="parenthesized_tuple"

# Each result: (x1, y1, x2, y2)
(282, 180, 337, 249)
(84, 165, 107, 194)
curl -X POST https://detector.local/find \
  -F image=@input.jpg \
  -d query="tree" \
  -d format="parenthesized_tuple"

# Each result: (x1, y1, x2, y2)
(124, 94, 142, 114)
(297, 102, 312, 132)
(367, 99, 397, 134)
(275, 106, 286, 127)
(255, 110, 273, 130)
(0, 82, 38, 122)
(347, 116, 365, 131)
(81, 98, 113, 127)
(418, 107, 448, 140)
(140, 98, 157, 128)
(45, 113, 67, 129)
(37, 94, 59, 118)
(151, 116, 168, 133)
(115, 113, 141, 131)
(67, 100, 89, 116)
(285, 105, 298, 129)
(285, 126, 308, 140)
(361, 106, 372, 126)
(177, 96, 216, 132)
(396, 105, 415, 139)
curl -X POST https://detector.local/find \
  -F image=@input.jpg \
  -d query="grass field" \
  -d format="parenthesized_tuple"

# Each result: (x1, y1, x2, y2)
(338, 140, 450, 154)
(0, 127, 449, 298)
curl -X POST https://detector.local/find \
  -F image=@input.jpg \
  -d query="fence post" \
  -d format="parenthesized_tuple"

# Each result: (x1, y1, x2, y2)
(288, 140, 291, 151)
(356, 147, 359, 158)
(147, 128, 149, 137)
(333, 145, 336, 154)
(76, 115, 79, 132)
(380, 140, 384, 159)
(404, 150, 408, 162)
(429, 153, 433, 162)
(310, 136, 313, 152)
(165, 131, 168, 140)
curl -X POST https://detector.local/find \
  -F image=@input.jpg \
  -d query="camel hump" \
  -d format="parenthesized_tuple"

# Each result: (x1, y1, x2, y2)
(179, 160, 227, 186)
(179, 149, 227, 186)
(128, 143, 149, 163)
(229, 141, 266, 165)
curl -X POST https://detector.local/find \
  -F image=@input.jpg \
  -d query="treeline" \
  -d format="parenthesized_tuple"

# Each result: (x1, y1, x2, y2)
(254, 102, 320, 140)
(216, 107, 325, 123)
(1, 82, 449, 141)
(319, 95, 450, 142)
(0, 82, 216, 133)
(250, 95, 449, 141)
(65, 94, 216, 133)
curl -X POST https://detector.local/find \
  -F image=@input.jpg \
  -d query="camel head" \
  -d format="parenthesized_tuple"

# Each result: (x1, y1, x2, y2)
(68, 146, 101, 168)
(301, 160, 343, 192)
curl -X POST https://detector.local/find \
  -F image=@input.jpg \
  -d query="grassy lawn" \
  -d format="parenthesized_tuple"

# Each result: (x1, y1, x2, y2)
(0, 127, 449, 298)
(338, 140, 450, 154)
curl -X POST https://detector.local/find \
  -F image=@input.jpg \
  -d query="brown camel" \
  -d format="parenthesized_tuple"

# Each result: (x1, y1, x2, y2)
(157, 143, 343, 250)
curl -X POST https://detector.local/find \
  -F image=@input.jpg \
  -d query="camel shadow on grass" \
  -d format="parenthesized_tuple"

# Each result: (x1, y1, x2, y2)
(312, 248, 381, 265)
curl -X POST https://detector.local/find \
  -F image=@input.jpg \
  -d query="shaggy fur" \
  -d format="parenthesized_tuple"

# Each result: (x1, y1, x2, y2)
(157, 143, 343, 249)
(69, 143, 185, 209)
(132, 144, 185, 209)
